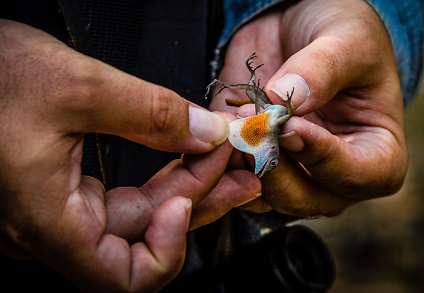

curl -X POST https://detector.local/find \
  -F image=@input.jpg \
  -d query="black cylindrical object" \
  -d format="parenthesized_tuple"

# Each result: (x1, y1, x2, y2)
(219, 225, 335, 292)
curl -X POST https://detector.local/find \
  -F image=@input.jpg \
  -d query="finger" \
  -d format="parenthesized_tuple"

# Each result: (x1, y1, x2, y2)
(66, 61, 229, 153)
(130, 196, 191, 292)
(60, 196, 191, 292)
(265, 39, 399, 115)
(265, 0, 400, 114)
(189, 170, 262, 230)
(278, 116, 407, 199)
(32, 176, 190, 292)
(259, 149, 356, 217)
(1, 20, 228, 154)
(230, 100, 379, 215)
(105, 139, 243, 242)
(235, 196, 272, 214)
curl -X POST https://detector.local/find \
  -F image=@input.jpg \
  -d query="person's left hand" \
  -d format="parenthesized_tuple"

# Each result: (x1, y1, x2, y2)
(209, 0, 407, 217)
(0, 19, 261, 292)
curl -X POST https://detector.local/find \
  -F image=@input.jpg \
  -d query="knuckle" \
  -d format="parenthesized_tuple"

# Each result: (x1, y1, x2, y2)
(148, 87, 184, 135)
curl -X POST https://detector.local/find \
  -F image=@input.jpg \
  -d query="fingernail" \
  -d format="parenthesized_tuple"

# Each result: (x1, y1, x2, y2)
(235, 192, 262, 207)
(279, 131, 305, 152)
(185, 198, 192, 232)
(189, 105, 229, 145)
(270, 73, 310, 109)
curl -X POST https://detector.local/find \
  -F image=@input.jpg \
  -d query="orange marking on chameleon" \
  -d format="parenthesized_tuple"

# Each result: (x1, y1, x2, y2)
(240, 113, 270, 146)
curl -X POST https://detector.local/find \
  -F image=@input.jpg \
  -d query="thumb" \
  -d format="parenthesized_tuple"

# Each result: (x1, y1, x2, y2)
(264, 38, 350, 115)
(2, 19, 228, 155)
(264, 32, 376, 115)
(135, 196, 192, 291)
(65, 56, 229, 153)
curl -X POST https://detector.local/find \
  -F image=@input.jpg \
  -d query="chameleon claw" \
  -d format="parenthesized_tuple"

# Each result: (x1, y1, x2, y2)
(245, 52, 263, 84)
(283, 87, 294, 118)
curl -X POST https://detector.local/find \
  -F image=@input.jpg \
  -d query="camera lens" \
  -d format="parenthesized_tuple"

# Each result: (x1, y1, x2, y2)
(288, 242, 319, 282)
(282, 225, 335, 291)
(220, 225, 335, 292)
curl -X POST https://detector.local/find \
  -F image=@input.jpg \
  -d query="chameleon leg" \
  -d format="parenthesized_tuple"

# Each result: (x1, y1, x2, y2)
(205, 79, 265, 110)
(245, 52, 264, 86)
(205, 79, 256, 97)
(276, 87, 295, 124)
(204, 52, 273, 113)
(285, 87, 294, 116)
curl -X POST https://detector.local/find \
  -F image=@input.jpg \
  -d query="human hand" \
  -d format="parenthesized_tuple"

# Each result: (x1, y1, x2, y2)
(209, 0, 407, 217)
(0, 19, 260, 292)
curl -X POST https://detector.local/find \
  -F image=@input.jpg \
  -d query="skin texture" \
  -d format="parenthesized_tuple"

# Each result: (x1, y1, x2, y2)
(210, 0, 407, 217)
(0, 19, 261, 292)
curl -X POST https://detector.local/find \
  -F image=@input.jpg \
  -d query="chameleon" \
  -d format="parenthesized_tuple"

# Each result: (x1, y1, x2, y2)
(205, 52, 294, 178)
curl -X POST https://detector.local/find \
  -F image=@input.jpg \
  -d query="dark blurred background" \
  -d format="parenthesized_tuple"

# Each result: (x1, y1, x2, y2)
(303, 83, 424, 293)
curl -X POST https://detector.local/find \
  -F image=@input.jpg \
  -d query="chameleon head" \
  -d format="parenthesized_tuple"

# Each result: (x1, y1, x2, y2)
(254, 144, 280, 178)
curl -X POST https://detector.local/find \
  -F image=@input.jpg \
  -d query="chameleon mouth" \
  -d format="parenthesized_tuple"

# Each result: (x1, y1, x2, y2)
(257, 166, 267, 178)
(256, 157, 279, 178)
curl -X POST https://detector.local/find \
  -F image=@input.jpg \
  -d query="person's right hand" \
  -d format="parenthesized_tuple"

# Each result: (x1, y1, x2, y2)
(0, 19, 261, 292)
(209, 0, 407, 217)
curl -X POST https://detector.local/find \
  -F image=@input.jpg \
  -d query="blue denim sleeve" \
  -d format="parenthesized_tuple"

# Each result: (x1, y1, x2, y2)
(218, 0, 284, 48)
(366, 0, 424, 106)
(212, 0, 285, 77)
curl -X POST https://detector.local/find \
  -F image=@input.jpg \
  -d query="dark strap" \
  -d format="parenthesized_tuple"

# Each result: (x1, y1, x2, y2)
(119, 0, 210, 187)
(57, 0, 93, 56)
(59, 0, 212, 188)
(80, 0, 211, 188)
(58, 0, 104, 183)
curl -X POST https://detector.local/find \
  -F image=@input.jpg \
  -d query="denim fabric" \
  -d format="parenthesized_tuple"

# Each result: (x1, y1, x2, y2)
(210, 0, 285, 78)
(220, 0, 423, 106)
(366, 0, 424, 105)
(218, 0, 284, 47)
